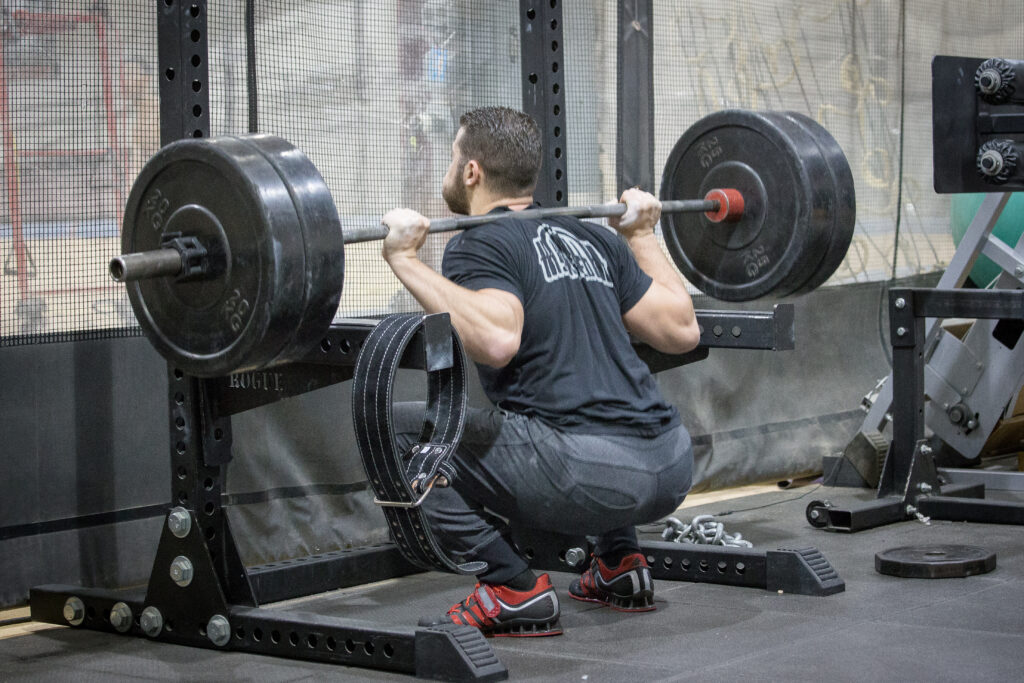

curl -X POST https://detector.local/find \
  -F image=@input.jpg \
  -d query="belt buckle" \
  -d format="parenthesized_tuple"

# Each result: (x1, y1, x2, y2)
(373, 472, 447, 509)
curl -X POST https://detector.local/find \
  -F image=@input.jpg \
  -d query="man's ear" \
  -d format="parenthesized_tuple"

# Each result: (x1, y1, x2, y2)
(463, 159, 483, 187)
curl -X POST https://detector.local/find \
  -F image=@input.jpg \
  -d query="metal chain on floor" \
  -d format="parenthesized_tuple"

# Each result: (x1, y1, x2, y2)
(661, 514, 754, 548)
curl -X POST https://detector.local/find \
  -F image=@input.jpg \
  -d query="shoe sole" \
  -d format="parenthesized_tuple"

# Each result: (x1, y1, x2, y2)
(487, 621, 563, 637)
(568, 591, 656, 612)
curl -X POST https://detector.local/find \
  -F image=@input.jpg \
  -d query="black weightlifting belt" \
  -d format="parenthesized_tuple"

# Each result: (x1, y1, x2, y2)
(352, 313, 486, 575)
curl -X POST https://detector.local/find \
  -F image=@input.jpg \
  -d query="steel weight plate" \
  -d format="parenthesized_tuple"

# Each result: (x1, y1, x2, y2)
(756, 111, 840, 296)
(123, 137, 308, 377)
(777, 112, 857, 293)
(660, 110, 826, 301)
(233, 135, 345, 366)
(875, 544, 996, 579)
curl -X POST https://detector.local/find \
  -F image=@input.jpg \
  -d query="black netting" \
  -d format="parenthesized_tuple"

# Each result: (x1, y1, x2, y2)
(0, 2, 156, 343)
(5, 1, 1024, 344)
(209, 1, 522, 318)
(562, 2, 616, 206)
(647, 1, 1024, 302)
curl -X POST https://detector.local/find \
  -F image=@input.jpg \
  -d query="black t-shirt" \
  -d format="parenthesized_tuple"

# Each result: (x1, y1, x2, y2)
(441, 205, 680, 436)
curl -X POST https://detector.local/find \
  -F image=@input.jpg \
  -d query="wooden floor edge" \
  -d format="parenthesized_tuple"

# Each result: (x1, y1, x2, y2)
(0, 621, 62, 641)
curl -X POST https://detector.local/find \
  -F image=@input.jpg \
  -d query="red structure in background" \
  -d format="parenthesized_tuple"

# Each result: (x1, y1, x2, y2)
(0, 9, 129, 324)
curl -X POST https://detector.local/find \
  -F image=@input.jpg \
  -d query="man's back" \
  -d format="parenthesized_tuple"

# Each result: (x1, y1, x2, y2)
(442, 211, 679, 435)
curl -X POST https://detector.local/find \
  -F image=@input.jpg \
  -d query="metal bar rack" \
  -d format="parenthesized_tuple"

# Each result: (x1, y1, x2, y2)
(31, 306, 845, 681)
(808, 288, 1024, 533)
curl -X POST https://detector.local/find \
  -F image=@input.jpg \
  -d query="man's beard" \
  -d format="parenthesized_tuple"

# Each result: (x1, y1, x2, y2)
(442, 160, 470, 215)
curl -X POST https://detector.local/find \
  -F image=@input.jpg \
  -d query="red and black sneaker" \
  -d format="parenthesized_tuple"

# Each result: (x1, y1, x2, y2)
(568, 552, 655, 612)
(418, 573, 562, 637)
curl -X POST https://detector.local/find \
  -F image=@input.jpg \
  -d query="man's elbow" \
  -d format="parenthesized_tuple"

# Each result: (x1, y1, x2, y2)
(679, 320, 702, 352)
(472, 332, 521, 368)
(660, 319, 701, 355)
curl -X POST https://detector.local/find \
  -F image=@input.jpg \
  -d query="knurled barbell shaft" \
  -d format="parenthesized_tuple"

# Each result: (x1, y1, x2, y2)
(109, 196, 725, 283)
(341, 197, 718, 244)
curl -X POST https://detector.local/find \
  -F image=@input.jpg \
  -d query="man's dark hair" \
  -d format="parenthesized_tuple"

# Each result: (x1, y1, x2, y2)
(457, 107, 542, 196)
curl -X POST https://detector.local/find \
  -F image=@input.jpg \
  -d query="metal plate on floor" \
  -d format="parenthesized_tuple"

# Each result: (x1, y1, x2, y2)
(875, 544, 996, 578)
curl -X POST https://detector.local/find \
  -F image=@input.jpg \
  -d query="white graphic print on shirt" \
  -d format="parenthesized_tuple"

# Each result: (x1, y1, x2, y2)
(531, 224, 613, 288)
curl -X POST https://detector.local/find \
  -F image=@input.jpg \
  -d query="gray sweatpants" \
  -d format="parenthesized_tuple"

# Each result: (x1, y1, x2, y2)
(393, 403, 693, 584)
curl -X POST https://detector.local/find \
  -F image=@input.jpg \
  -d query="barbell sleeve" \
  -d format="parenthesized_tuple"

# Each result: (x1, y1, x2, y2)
(342, 195, 725, 245)
(109, 249, 184, 283)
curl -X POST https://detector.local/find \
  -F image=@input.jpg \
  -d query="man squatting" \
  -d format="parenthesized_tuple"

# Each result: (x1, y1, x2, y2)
(380, 106, 698, 636)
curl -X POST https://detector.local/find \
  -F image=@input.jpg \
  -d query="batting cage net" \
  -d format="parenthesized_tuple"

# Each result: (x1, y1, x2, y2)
(1, 0, 1023, 343)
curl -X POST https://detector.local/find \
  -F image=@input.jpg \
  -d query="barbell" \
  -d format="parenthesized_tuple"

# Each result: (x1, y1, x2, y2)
(110, 193, 738, 280)
(111, 109, 856, 377)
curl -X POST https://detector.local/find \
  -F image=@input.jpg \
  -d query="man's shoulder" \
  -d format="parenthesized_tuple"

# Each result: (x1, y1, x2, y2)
(449, 218, 529, 247)
(556, 218, 625, 252)
(448, 214, 613, 249)
(572, 218, 617, 239)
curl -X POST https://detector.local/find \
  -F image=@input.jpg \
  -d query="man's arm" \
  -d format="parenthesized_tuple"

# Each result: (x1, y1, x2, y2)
(610, 189, 701, 355)
(381, 208, 524, 368)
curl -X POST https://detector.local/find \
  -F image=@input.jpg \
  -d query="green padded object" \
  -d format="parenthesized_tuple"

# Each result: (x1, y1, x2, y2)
(950, 193, 1024, 286)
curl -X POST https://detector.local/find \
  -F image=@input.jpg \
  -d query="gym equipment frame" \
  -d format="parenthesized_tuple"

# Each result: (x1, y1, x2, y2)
(31, 306, 844, 682)
(808, 285, 1024, 532)
(822, 56, 1024, 516)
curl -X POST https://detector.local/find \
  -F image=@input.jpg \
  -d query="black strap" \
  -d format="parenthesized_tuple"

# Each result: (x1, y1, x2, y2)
(352, 314, 486, 575)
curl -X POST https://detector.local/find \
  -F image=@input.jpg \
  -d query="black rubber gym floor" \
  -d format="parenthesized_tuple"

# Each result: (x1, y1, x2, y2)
(4, 486, 1024, 681)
